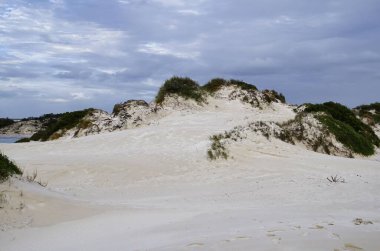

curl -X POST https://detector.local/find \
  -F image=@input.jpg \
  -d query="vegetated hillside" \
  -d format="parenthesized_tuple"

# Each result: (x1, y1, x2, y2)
(8, 76, 379, 158)
(303, 102, 379, 155)
(0, 153, 22, 182)
(269, 102, 379, 157)
(0, 114, 63, 136)
(18, 109, 93, 142)
(21, 76, 285, 141)
(206, 102, 380, 160)
(155, 77, 286, 107)
(0, 118, 15, 129)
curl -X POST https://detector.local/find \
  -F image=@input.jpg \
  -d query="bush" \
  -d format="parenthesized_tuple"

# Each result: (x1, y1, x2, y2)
(0, 118, 14, 129)
(155, 76, 205, 104)
(207, 134, 229, 160)
(202, 78, 258, 93)
(0, 153, 22, 182)
(202, 78, 229, 93)
(229, 79, 258, 91)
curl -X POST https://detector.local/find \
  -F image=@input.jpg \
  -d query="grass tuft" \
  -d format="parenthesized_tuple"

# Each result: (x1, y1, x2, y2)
(207, 134, 229, 160)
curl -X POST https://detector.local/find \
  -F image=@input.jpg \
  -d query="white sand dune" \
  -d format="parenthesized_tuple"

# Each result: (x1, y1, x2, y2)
(1, 99, 379, 251)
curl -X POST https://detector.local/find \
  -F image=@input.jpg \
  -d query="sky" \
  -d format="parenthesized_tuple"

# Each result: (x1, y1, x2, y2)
(1, 0, 380, 118)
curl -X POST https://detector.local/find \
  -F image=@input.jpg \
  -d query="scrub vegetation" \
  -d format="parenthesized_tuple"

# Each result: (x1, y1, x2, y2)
(0, 153, 22, 182)
(0, 118, 14, 129)
(202, 78, 258, 93)
(20, 109, 94, 142)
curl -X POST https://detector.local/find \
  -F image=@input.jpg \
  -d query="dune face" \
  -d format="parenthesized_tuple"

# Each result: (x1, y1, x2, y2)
(0, 119, 43, 136)
(1, 85, 380, 251)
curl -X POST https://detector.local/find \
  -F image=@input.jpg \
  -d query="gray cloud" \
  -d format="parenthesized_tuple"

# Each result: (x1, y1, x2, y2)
(0, 0, 379, 117)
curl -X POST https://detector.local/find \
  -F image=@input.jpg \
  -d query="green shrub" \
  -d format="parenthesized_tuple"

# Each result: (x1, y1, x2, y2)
(207, 134, 229, 160)
(229, 79, 258, 91)
(0, 118, 14, 129)
(202, 78, 229, 93)
(202, 78, 258, 93)
(29, 109, 94, 141)
(0, 153, 22, 182)
(155, 76, 205, 104)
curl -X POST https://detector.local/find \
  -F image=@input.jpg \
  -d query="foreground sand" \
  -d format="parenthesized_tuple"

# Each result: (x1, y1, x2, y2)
(1, 101, 379, 250)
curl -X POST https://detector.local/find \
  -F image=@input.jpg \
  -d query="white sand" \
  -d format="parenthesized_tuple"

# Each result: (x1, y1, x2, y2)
(1, 100, 379, 251)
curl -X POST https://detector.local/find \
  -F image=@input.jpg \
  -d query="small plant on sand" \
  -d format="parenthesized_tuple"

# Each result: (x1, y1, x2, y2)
(207, 134, 229, 160)
(327, 175, 345, 183)
(26, 170, 38, 182)
(353, 218, 373, 225)
(0, 192, 6, 205)
(0, 153, 22, 182)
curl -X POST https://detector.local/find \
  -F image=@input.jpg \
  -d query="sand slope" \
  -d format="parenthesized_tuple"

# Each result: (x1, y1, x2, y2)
(1, 99, 379, 251)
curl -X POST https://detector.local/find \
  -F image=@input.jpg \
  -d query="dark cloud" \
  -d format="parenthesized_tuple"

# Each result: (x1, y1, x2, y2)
(0, 0, 379, 117)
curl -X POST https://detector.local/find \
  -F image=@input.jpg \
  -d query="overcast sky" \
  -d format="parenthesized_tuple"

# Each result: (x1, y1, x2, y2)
(1, 0, 379, 117)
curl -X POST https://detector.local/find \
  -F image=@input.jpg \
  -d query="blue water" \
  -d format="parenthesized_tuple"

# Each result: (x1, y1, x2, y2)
(0, 136, 23, 143)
